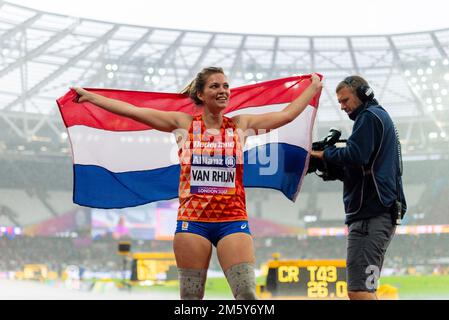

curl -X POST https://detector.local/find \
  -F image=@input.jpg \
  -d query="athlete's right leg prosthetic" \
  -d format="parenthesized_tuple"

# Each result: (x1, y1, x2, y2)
(224, 263, 257, 300)
(178, 268, 207, 300)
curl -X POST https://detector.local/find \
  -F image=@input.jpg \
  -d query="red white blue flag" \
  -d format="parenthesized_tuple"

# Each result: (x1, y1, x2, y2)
(57, 75, 321, 209)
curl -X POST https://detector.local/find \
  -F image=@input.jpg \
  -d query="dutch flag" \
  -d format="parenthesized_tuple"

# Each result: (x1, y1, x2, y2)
(56, 75, 321, 209)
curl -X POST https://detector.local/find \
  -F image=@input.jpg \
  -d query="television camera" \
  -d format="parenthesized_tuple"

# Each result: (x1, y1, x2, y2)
(307, 128, 346, 181)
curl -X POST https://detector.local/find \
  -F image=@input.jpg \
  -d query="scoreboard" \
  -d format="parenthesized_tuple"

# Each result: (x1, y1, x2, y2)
(262, 259, 348, 299)
(130, 252, 177, 282)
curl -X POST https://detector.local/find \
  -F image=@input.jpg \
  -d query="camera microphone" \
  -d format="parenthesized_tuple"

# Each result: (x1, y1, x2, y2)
(323, 128, 341, 146)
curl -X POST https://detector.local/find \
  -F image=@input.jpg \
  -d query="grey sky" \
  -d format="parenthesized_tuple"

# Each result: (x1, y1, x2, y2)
(7, 0, 449, 36)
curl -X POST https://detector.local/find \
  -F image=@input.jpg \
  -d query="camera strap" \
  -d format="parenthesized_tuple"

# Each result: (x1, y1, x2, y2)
(393, 122, 404, 225)
(366, 104, 403, 225)
(363, 169, 372, 176)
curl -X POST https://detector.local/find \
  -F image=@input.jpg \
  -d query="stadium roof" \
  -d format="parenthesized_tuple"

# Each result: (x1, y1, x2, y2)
(1, 1, 448, 157)
(7, 0, 449, 36)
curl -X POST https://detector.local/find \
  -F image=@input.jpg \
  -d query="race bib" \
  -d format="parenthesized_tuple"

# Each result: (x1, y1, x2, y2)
(189, 120, 237, 195)
(190, 154, 236, 195)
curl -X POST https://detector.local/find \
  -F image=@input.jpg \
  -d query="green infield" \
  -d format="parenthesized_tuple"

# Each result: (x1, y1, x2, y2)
(202, 275, 449, 299)
(103, 274, 449, 299)
(380, 275, 449, 300)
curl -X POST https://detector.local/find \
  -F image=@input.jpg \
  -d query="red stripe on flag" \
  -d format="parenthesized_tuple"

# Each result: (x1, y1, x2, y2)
(57, 75, 321, 131)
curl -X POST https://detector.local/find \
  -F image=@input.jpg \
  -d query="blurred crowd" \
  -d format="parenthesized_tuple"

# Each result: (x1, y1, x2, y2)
(1, 233, 448, 277)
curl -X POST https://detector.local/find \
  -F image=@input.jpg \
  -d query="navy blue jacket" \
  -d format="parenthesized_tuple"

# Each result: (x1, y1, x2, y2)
(324, 100, 407, 225)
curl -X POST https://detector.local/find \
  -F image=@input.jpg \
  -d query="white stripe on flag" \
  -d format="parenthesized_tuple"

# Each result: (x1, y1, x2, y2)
(68, 104, 315, 173)
(69, 126, 178, 172)
(228, 104, 315, 152)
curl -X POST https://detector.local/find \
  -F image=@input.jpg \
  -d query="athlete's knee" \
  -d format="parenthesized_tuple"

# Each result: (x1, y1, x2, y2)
(178, 268, 207, 300)
(224, 262, 257, 300)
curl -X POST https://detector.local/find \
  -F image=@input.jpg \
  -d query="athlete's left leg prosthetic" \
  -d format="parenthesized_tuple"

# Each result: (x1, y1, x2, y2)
(224, 262, 257, 300)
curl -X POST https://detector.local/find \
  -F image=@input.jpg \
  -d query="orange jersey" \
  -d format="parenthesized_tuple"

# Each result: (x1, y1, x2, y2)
(177, 115, 247, 222)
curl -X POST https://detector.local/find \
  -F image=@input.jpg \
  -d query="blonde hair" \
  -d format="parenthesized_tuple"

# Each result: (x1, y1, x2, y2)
(180, 67, 225, 105)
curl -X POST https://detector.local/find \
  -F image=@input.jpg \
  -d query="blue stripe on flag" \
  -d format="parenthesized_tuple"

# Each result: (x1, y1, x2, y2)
(74, 164, 180, 208)
(243, 143, 307, 199)
(73, 143, 308, 208)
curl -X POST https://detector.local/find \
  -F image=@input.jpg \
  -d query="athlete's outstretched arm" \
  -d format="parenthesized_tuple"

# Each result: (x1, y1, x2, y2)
(232, 73, 322, 132)
(72, 87, 191, 132)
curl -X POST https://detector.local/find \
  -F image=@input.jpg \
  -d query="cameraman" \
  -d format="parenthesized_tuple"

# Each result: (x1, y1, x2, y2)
(310, 76, 406, 300)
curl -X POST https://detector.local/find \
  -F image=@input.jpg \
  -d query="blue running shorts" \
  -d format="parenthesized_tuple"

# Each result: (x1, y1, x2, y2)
(175, 220, 251, 247)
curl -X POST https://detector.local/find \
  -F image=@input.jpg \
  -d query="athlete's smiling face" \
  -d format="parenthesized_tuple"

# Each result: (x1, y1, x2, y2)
(197, 73, 230, 110)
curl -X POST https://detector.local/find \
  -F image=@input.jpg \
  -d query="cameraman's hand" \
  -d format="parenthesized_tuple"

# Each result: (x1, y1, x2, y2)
(310, 150, 324, 159)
